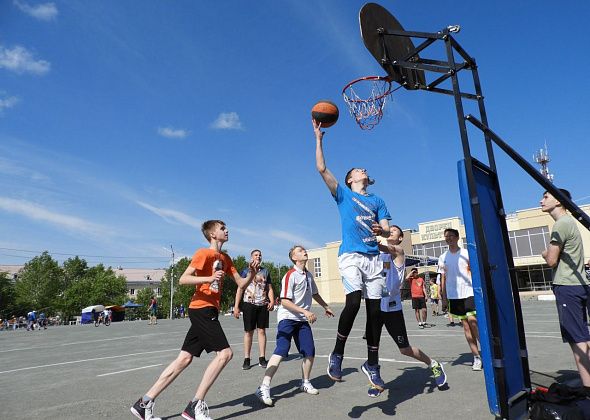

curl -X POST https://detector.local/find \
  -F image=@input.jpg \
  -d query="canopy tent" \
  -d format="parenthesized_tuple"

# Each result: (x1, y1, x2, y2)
(105, 305, 126, 322)
(81, 305, 105, 324)
(123, 301, 143, 308)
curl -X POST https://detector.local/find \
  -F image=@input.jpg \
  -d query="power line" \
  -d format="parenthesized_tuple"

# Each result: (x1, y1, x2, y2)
(0, 247, 168, 260)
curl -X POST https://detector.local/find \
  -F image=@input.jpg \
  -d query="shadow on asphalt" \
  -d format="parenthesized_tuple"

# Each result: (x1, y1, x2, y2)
(346, 365, 448, 418)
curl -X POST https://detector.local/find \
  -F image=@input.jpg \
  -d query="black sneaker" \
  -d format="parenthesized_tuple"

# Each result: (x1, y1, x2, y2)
(130, 398, 161, 420)
(242, 358, 251, 370)
(259, 357, 268, 368)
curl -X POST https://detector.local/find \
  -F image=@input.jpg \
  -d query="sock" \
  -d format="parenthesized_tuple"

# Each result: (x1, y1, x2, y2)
(302, 379, 311, 384)
(261, 382, 270, 389)
(192, 397, 199, 402)
(334, 332, 348, 355)
(368, 345, 379, 366)
(430, 359, 438, 367)
(142, 395, 152, 403)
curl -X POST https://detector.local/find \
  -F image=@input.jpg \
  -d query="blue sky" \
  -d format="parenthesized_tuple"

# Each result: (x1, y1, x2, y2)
(1, 0, 589, 267)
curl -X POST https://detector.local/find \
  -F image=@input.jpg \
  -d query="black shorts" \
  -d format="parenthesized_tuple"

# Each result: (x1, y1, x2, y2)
(242, 302, 269, 331)
(181, 307, 230, 356)
(411, 297, 426, 310)
(448, 296, 476, 319)
(430, 299, 439, 304)
(380, 311, 410, 349)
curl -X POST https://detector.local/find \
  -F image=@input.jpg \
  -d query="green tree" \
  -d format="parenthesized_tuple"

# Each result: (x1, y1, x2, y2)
(62, 256, 88, 290)
(87, 264, 128, 305)
(14, 252, 63, 314)
(135, 287, 153, 320)
(160, 257, 191, 318)
(0, 271, 17, 319)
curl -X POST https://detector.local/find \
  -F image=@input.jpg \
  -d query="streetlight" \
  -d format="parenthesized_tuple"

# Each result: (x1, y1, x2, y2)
(170, 245, 175, 320)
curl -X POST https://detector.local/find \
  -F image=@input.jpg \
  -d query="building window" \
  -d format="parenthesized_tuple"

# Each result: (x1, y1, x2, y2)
(129, 288, 135, 295)
(508, 226, 550, 257)
(312, 258, 321, 278)
(412, 240, 449, 258)
(514, 264, 553, 291)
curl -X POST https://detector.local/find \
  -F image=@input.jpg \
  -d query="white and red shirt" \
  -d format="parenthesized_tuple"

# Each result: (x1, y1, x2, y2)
(277, 266, 318, 322)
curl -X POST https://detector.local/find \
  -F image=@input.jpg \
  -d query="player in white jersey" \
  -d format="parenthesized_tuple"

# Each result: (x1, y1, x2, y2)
(255, 245, 334, 406)
(367, 225, 447, 397)
(437, 228, 481, 370)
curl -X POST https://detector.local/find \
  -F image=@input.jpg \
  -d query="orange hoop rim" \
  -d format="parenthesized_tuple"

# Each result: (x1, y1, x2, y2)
(341, 75, 392, 102)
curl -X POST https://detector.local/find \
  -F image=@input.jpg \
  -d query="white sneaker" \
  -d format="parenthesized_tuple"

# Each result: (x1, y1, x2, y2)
(472, 356, 482, 371)
(131, 398, 162, 420)
(255, 385, 273, 406)
(300, 381, 319, 395)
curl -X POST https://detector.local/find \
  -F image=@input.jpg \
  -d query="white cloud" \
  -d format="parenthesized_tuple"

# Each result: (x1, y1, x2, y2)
(0, 94, 19, 112)
(210, 112, 244, 130)
(0, 45, 50, 75)
(0, 196, 110, 236)
(136, 201, 201, 229)
(0, 158, 49, 182)
(270, 229, 320, 249)
(13, 0, 58, 21)
(157, 126, 188, 139)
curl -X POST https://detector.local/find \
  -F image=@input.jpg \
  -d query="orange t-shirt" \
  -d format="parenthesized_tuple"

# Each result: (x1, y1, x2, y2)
(188, 248, 237, 310)
(409, 276, 425, 298)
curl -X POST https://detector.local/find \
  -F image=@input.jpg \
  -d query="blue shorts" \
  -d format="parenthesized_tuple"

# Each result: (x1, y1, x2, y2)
(553, 284, 590, 344)
(273, 319, 315, 358)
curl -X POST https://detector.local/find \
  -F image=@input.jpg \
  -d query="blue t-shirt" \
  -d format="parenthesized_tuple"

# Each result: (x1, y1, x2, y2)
(334, 184, 391, 256)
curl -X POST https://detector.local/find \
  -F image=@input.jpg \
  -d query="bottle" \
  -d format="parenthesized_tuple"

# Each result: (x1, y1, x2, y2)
(211, 259, 223, 292)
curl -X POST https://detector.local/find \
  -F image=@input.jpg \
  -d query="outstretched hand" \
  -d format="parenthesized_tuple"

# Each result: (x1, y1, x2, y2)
(312, 119, 324, 141)
(324, 307, 335, 318)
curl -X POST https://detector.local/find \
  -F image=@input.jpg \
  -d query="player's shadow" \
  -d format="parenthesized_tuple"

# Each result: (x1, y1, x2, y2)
(347, 366, 448, 418)
(530, 369, 581, 388)
(449, 352, 474, 367)
(203, 368, 355, 420)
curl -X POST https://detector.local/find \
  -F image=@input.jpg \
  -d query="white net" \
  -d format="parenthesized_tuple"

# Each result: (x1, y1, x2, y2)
(342, 77, 392, 130)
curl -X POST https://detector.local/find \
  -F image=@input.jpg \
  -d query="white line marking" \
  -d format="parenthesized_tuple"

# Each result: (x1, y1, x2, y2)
(0, 348, 177, 374)
(97, 364, 163, 377)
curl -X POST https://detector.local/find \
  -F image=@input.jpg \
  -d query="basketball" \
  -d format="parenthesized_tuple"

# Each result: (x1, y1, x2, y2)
(311, 100, 339, 128)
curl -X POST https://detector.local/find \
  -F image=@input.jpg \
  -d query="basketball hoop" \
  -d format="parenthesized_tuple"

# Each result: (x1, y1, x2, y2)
(342, 76, 393, 130)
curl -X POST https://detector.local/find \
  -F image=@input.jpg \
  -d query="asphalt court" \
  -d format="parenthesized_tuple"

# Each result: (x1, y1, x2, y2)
(0, 300, 579, 419)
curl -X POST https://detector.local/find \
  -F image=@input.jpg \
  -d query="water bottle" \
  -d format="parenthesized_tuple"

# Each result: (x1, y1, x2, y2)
(211, 259, 223, 292)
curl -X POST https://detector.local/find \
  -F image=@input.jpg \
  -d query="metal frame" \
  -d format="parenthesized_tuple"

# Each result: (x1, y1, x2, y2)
(369, 23, 590, 418)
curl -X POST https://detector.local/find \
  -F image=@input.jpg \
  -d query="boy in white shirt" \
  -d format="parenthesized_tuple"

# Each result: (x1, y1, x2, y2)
(255, 245, 334, 406)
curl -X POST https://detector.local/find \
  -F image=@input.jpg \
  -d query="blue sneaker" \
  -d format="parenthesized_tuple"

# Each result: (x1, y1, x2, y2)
(367, 386, 383, 398)
(431, 359, 447, 389)
(361, 361, 385, 391)
(327, 352, 343, 381)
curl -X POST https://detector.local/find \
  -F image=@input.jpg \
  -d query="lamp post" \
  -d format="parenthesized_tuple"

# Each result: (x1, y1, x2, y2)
(170, 245, 175, 320)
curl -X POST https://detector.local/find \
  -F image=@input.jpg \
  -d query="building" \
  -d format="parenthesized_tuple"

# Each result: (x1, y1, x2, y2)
(306, 205, 590, 303)
(0, 265, 164, 298)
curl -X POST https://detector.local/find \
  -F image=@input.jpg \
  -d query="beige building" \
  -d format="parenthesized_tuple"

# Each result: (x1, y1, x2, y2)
(0, 265, 164, 298)
(306, 206, 590, 304)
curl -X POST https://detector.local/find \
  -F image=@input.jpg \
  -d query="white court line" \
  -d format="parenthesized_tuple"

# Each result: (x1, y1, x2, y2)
(97, 364, 163, 377)
(0, 348, 178, 375)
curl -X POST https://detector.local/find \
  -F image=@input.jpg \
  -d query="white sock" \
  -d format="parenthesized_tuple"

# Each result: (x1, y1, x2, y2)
(430, 359, 438, 367)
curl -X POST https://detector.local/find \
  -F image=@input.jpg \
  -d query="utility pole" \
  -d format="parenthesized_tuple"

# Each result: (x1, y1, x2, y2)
(170, 245, 175, 320)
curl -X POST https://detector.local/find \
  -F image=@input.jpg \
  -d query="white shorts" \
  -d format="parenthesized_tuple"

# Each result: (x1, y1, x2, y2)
(338, 252, 386, 299)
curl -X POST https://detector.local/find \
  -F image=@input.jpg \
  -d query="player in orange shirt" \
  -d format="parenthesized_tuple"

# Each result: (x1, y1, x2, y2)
(407, 268, 428, 328)
(131, 219, 259, 420)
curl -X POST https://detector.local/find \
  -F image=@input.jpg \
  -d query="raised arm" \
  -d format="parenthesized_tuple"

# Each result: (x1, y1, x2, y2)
(313, 119, 338, 196)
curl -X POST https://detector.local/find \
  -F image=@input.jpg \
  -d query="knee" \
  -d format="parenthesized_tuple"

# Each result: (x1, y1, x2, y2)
(218, 348, 233, 364)
(258, 328, 266, 336)
(176, 352, 193, 369)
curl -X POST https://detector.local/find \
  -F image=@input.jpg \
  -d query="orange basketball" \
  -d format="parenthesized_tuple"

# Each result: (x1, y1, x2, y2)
(311, 100, 339, 128)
